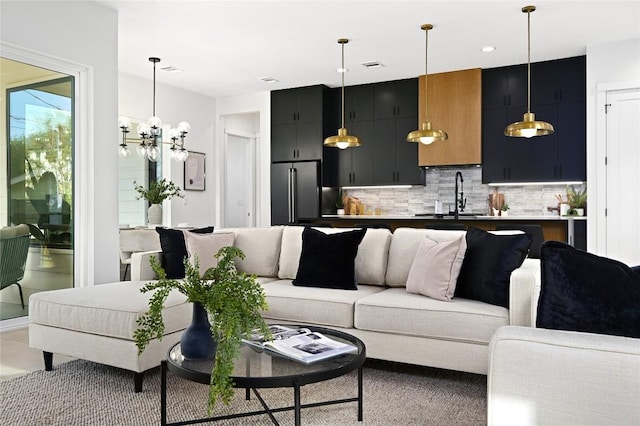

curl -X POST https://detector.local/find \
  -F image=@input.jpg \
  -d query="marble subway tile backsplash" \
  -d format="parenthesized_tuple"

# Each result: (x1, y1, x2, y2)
(344, 166, 586, 217)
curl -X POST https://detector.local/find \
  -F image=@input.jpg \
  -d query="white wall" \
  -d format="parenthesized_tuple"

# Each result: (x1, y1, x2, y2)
(1, 1, 119, 285)
(215, 92, 271, 227)
(118, 73, 216, 228)
(586, 38, 640, 252)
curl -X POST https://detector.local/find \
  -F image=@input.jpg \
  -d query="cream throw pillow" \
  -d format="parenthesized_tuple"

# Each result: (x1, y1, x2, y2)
(184, 231, 235, 276)
(406, 235, 467, 301)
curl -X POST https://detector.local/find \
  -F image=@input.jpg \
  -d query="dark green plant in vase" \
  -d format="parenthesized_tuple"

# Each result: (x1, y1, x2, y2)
(134, 246, 270, 411)
(133, 178, 184, 204)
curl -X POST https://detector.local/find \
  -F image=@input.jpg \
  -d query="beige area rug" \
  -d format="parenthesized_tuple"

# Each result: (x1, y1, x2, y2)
(0, 359, 486, 425)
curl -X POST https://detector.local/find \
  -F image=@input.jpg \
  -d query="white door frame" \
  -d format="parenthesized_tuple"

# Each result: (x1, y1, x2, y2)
(594, 80, 640, 258)
(222, 128, 257, 228)
(1, 42, 92, 330)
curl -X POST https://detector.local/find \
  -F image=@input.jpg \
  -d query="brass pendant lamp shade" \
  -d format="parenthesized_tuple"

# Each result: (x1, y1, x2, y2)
(504, 5, 554, 138)
(407, 24, 448, 145)
(324, 38, 361, 149)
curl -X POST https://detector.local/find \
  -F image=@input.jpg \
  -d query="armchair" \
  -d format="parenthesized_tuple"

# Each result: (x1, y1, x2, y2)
(0, 224, 31, 309)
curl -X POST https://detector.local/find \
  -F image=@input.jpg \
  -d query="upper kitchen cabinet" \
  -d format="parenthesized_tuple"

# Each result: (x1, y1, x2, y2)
(482, 56, 586, 183)
(373, 79, 423, 185)
(418, 68, 482, 166)
(271, 85, 329, 162)
(374, 79, 418, 120)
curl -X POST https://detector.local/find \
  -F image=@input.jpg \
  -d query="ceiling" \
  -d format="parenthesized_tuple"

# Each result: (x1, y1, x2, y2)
(98, 1, 640, 99)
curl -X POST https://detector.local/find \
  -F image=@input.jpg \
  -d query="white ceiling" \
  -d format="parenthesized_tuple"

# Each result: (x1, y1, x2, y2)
(98, 0, 640, 99)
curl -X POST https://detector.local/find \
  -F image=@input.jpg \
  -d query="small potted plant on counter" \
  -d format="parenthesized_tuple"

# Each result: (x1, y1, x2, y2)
(567, 186, 587, 216)
(500, 203, 510, 217)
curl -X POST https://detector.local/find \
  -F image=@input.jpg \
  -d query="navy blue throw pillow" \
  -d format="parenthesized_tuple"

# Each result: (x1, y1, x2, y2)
(455, 227, 532, 308)
(293, 227, 366, 290)
(537, 241, 640, 338)
(156, 226, 214, 278)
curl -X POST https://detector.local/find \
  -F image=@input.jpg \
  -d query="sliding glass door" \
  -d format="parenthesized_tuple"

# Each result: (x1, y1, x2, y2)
(2, 59, 74, 321)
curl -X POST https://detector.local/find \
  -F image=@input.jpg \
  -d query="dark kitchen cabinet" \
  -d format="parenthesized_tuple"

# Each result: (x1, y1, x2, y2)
(482, 56, 586, 183)
(271, 85, 328, 162)
(373, 116, 423, 185)
(334, 84, 375, 186)
(374, 79, 419, 120)
(372, 79, 422, 185)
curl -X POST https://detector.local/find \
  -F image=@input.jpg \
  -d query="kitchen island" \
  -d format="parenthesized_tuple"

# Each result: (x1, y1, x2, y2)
(300, 215, 587, 249)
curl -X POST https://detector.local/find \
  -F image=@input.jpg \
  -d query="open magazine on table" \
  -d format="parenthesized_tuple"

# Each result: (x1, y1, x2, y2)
(242, 325, 358, 364)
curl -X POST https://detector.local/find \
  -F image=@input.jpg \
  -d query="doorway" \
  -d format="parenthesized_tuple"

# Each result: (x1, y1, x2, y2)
(223, 125, 257, 228)
(602, 87, 640, 265)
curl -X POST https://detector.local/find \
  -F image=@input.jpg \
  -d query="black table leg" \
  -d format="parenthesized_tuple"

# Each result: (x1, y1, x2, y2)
(357, 365, 363, 421)
(294, 382, 301, 426)
(161, 360, 167, 426)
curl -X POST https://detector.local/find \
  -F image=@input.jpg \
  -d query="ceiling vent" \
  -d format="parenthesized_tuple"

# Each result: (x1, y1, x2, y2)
(259, 76, 279, 83)
(361, 61, 385, 69)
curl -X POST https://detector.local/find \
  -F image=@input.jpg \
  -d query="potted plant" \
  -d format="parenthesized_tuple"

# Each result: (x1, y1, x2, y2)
(336, 188, 346, 215)
(501, 203, 510, 217)
(567, 186, 587, 216)
(133, 178, 184, 225)
(134, 246, 270, 411)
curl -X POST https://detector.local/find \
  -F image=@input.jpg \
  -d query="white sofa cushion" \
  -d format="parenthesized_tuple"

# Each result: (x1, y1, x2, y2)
(386, 228, 466, 287)
(29, 281, 190, 340)
(184, 231, 235, 276)
(219, 226, 283, 277)
(355, 288, 509, 344)
(278, 226, 391, 286)
(406, 235, 467, 301)
(261, 280, 385, 328)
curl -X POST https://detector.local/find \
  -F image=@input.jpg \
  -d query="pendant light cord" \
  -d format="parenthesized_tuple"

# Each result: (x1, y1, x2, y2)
(341, 41, 345, 130)
(152, 59, 157, 117)
(424, 27, 429, 121)
(527, 9, 531, 114)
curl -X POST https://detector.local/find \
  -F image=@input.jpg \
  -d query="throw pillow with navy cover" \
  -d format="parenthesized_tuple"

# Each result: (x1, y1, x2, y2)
(293, 227, 366, 290)
(156, 226, 214, 278)
(537, 241, 640, 338)
(455, 227, 532, 308)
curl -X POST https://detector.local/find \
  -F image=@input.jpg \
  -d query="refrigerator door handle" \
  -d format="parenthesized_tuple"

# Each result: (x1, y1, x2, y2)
(289, 167, 298, 223)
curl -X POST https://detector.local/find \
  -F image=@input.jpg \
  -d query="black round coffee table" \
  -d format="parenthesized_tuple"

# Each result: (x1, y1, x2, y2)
(161, 325, 366, 426)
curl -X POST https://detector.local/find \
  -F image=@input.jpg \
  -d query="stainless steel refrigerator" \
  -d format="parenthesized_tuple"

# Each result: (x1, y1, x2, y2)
(271, 161, 321, 225)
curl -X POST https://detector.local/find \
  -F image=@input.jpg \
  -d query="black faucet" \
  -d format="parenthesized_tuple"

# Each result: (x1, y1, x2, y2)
(454, 171, 466, 220)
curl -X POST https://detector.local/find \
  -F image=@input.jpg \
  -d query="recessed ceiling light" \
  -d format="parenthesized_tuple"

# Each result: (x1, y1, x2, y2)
(361, 61, 385, 69)
(160, 66, 184, 73)
(259, 76, 279, 83)
(481, 46, 496, 53)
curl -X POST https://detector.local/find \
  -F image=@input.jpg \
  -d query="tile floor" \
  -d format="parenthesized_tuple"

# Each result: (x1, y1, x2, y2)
(0, 326, 74, 382)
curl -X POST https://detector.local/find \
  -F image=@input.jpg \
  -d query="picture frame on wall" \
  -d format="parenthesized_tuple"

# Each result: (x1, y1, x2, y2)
(184, 151, 205, 191)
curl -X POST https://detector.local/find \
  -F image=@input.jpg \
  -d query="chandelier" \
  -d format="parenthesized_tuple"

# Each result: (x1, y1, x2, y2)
(118, 57, 190, 162)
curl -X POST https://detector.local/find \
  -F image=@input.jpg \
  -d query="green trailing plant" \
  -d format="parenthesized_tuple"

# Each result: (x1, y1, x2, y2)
(133, 178, 184, 204)
(134, 246, 270, 412)
(501, 203, 510, 211)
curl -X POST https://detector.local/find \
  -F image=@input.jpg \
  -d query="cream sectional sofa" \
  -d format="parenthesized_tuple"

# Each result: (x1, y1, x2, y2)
(29, 225, 539, 391)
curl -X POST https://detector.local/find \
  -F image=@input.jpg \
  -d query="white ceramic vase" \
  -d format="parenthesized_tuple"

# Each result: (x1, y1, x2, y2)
(148, 203, 162, 225)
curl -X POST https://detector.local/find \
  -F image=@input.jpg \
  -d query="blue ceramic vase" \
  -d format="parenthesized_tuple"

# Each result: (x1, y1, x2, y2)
(180, 302, 217, 360)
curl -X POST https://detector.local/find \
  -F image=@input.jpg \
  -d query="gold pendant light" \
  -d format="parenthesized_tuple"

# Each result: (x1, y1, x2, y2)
(505, 5, 554, 138)
(324, 38, 361, 149)
(407, 24, 448, 145)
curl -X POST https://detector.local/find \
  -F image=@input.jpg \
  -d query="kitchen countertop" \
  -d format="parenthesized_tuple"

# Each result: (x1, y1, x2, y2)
(321, 214, 587, 221)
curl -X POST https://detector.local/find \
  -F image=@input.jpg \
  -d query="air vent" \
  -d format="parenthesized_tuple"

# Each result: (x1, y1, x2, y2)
(160, 66, 184, 73)
(259, 76, 279, 84)
(361, 61, 385, 69)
